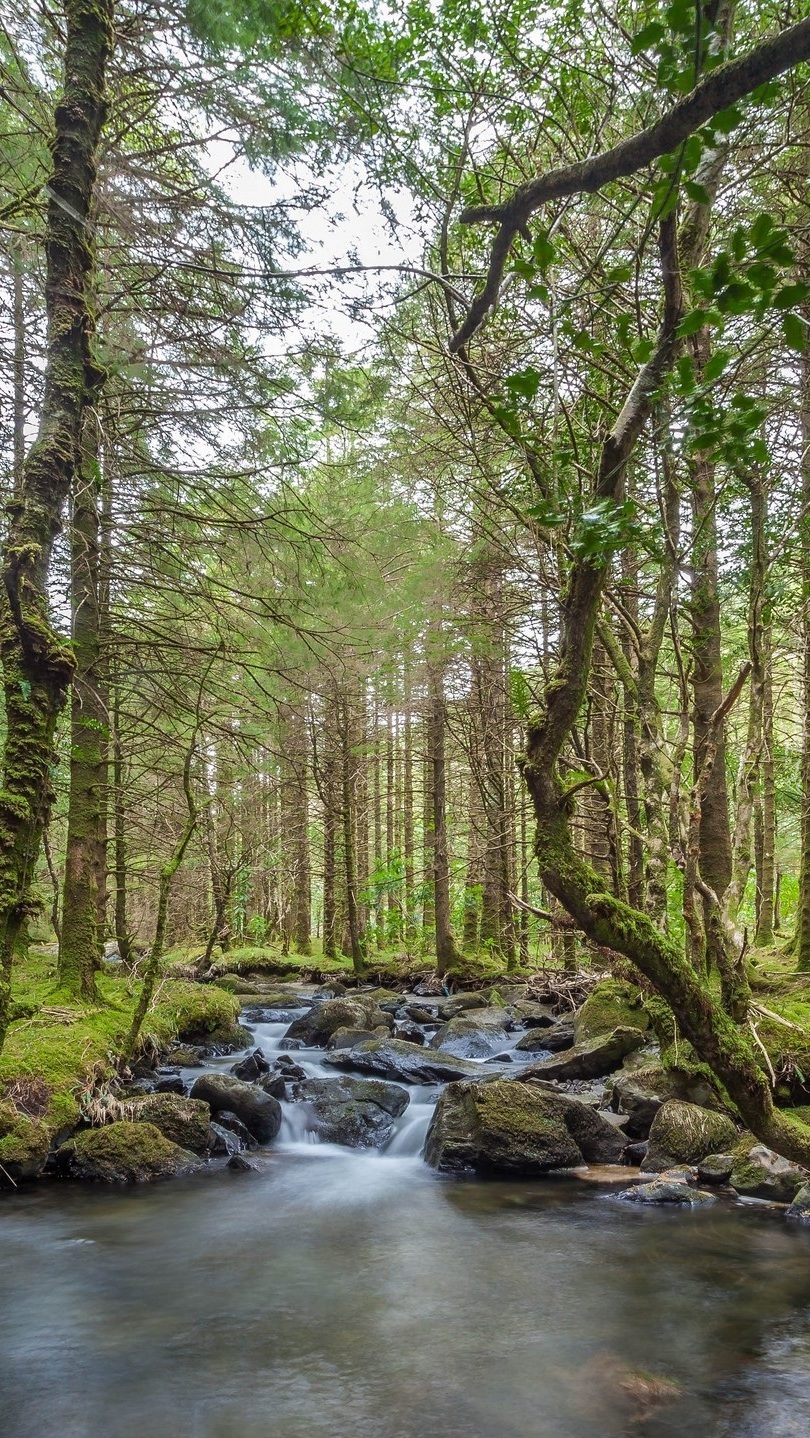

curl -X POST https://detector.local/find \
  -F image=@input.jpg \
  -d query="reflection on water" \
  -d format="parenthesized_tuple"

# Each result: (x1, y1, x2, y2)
(2, 1152, 810, 1438)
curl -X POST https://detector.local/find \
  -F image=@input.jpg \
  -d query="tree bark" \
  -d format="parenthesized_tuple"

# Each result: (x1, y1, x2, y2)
(0, 0, 114, 1051)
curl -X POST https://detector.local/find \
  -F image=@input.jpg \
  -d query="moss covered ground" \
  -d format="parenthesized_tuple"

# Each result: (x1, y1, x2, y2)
(0, 947, 241, 1145)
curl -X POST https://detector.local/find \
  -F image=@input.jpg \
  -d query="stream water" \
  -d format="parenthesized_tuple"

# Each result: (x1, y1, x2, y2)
(3, 1004, 810, 1438)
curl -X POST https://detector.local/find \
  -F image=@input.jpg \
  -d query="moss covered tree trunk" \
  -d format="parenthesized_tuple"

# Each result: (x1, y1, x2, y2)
(520, 216, 810, 1168)
(795, 308, 810, 970)
(0, 0, 114, 1053)
(427, 657, 460, 977)
(58, 410, 108, 999)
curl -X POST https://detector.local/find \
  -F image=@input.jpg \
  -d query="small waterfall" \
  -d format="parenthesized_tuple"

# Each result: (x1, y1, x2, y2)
(385, 1104, 434, 1157)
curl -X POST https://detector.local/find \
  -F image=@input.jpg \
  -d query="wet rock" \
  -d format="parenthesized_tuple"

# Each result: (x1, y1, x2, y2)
(167, 1045, 207, 1067)
(241, 1004, 310, 1024)
(575, 979, 650, 1042)
(430, 1010, 512, 1059)
(641, 1101, 738, 1173)
(622, 1140, 649, 1166)
(54, 1122, 201, 1183)
(260, 1072, 287, 1100)
(616, 1178, 715, 1206)
(729, 1139, 809, 1203)
(230, 1048, 270, 1082)
(313, 981, 347, 997)
(290, 1076, 410, 1148)
(395, 1022, 426, 1046)
(154, 1074, 186, 1096)
(227, 1153, 258, 1172)
(609, 1066, 675, 1139)
(127, 1093, 212, 1154)
(510, 1001, 557, 1029)
(326, 1025, 390, 1050)
(520, 1027, 647, 1082)
(425, 1079, 582, 1175)
(212, 1111, 256, 1147)
(274, 1056, 306, 1080)
(283, 997, 393, 1047)
(208, 1122, 245, 1156)
(786, 1184, 810, 1222)
(190, 1073, 281, 1144)
(697, 1152, 735, 1185)
(515, 1024, 574, 1054)
(609, 1064, 724, 1140)
(322, 1036, 505, 1084)
(404, 1004, 439, 1025)
(437, 993, 492, 1021)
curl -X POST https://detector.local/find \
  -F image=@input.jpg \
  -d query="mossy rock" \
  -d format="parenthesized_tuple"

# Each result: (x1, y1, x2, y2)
(575, 979, 649, 1042)
(642, 1100, 738, 1172)
(54, 1122, 202, 1184)
(126, 1093, 212, 1153)
(425, 1079, 582, 1175)
(0, 1101, 50, 1185)
(728, 1135, 809, 1202)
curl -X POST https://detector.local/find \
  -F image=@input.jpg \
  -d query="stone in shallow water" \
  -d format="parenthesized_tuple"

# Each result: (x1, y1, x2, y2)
(520, 1027, 647, 1081)
(729, 1140, 809, 1203)
(54, 1122, 201, 1184)
(230, 1048, 270, 1082)
(190, 1073, 281, 1144)
(430, 1010, 512, 1059)
(127, 1093, 212, 1153)
(322, 1036, 505, 1084)
(786, 1184, 810, 1222)
(697, 1152, 735, 1185)
(424, 1078, 626, 1175)
(290, 1075, 410, 1149)
(617, 1179, 716, 1206)
(641, 1100, 738, 1172)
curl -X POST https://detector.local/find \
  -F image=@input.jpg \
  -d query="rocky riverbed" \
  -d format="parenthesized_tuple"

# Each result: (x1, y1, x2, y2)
(7, 973, 810, 1223)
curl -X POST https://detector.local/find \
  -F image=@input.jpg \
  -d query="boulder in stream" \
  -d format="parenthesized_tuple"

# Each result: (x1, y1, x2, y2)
(429, 1010, 513, 1059)
(322, 1036, 506, 1084)
(230, 1048, 270, 1082)
(290, 1075, 410, 1148)
(282, 997, 393, 1047)
(616, 1178, 716, 1206)
(127, 1093, 212, 1153)
(520, 1027, 647, 1081)
(728, 1138, 809, 1203)
(641, 1101, 738, 1172)
(515, 1023, 575, 1054)
(424, 1079, 625, 1175)
(190, 1073, 281, 1144)
(54, 1122, 202, 1183)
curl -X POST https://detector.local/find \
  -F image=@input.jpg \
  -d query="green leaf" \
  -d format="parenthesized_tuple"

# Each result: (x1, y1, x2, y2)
(773, 282, 810, 309)
(678, 308, 707, 337)
(632, 337, 655, 363)
(713, 105, 743, 133)
(504, 367, 542, 401)
(749, 213, 775, 248)
(783, 312, 806, 351)
(631, 21, 666, 54)
(684, 180, 710, 204)
(665, 0, 696, 35)
(703, 349, 731, 383)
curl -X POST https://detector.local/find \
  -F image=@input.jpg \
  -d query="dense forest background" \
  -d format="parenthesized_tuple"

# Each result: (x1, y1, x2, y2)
(2, 0, 810, 1096)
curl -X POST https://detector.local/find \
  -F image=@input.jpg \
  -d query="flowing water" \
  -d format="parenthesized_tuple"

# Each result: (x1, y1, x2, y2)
(3, 1005, 810, 1438)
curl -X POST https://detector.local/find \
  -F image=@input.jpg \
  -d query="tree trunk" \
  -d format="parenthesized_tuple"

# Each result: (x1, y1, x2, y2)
(427, 659, 459, 976)
(59, 410, 107, 999)
(0, 0, 114, 1052)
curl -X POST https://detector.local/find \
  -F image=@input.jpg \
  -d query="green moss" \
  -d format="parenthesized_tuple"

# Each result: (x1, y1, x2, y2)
(57, 1121, 199, 1183)
(0, 1099, 50, 1182)
(575, 978, 649, 1040)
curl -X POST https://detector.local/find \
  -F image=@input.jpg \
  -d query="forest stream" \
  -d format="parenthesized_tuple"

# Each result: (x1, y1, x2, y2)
(3, 1002, 810, 1438)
